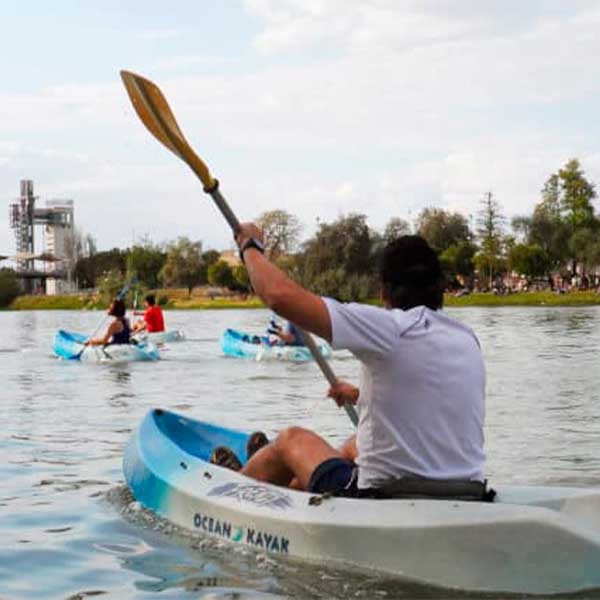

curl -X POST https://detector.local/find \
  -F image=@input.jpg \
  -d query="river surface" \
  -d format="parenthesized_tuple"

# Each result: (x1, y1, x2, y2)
(1, 307, 600, 599)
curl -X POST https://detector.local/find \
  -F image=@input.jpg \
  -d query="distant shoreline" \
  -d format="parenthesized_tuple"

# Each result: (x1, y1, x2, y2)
(6, 290, 600, 310)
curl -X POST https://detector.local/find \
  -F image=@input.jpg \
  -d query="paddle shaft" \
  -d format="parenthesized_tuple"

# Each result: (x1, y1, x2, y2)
(297, 330, 359, 426)
(203, 182, 359, 427)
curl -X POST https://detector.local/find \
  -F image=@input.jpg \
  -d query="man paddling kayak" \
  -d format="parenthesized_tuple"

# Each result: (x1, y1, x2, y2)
(132, 294, 165, 334)
(213, 228, 486, 497)
(86, 299, 131, 346)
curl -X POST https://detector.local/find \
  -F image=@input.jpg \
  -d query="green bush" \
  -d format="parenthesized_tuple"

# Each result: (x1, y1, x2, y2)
(0, 268, 21, 307)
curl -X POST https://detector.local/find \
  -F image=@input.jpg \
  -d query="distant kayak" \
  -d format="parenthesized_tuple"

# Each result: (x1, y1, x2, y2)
(125, 408, 600, 595)
(53, 329, 160, 363)
(132, 330, 185, 344)
(221, 328, 332, 362)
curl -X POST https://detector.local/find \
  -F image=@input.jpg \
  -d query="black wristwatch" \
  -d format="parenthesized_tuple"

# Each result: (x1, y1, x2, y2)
(239, 237, 265, 263)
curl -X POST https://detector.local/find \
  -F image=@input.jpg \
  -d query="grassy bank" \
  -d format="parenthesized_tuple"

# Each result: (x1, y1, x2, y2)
(10, 295, 98, 310)
(444, 290, 600, 307)
(8, 289, 600, 310)
(9, 290, 265, 311)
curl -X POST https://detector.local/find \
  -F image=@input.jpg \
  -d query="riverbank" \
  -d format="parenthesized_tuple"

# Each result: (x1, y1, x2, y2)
(7, 289, 600, 310)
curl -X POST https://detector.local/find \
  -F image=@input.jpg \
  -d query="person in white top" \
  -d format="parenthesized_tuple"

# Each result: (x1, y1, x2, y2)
(216, 224, 486, 497)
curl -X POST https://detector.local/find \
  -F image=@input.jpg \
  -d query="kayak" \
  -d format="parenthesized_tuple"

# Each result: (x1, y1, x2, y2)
(132, 329, 185, 344)
(221, 328, 332, 362)
(124, 409, 600, 595)
(53, 329, 160, 362)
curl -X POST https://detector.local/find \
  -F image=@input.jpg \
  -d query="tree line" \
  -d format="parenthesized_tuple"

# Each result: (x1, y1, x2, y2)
(1, 158, 597, 306)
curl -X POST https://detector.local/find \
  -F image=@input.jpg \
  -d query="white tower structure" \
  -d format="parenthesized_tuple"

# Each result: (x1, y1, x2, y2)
(42, 199, 75, 295)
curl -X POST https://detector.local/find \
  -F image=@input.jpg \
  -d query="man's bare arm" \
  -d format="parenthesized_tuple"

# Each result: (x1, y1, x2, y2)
(237, 223, 332, 342)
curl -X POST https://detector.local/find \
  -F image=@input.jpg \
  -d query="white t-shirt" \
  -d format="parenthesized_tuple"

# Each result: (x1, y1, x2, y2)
(323, 299, 486, 489)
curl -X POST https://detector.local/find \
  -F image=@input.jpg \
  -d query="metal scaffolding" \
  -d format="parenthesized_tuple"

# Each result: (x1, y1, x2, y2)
(8, 180, 75, 293)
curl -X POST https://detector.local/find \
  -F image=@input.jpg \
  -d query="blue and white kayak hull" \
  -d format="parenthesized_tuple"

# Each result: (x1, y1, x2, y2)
(221, 328, 332, 362)
(132, 329, 185, 344)
(53, 329, 160, 362)
(124, 409, 600, 595)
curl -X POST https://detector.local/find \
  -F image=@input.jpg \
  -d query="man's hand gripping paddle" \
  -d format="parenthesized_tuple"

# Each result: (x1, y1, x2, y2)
(120, 70, 358, 427)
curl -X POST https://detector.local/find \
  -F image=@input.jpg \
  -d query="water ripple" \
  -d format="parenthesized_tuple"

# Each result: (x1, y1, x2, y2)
(2, 307, 600, 598)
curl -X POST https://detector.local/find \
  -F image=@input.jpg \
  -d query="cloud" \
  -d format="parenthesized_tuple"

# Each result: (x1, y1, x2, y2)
(152, 55, 232, 72)
(136, 29, 181, 41)
(2, 2, 600, 254)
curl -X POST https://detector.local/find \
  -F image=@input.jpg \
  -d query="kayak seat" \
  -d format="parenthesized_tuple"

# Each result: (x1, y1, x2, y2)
(360, 478, 496, 502)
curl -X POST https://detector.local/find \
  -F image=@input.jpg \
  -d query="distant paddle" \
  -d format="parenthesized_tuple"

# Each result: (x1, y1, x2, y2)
(120, 70, 358, 427)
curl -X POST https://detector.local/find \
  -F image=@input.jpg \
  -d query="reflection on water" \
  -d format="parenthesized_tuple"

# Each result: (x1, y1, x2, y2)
(1, 307, 600, 599)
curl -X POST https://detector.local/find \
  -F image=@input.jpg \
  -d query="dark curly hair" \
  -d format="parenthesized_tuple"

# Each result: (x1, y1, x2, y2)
(109, 298, 127, 317)
(380, 235, 444, 310)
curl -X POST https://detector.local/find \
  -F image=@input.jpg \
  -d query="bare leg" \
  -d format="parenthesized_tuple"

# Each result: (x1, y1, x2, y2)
(241, 426, 342, 491)
(339, 434, 357, 461)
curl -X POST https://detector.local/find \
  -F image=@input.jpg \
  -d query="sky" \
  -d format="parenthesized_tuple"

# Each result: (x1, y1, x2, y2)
(2, 0, 600, 256)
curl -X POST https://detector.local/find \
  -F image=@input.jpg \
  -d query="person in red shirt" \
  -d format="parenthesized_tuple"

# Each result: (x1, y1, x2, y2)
(132, 294, 165, 333)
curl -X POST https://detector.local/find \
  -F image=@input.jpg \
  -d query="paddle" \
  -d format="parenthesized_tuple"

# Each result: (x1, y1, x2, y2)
(120, 70, 358, 427)
(74, 277, 137, 359)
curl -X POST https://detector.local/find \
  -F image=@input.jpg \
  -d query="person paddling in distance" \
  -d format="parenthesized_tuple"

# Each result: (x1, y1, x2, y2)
(86, 299, 131, 346)
(267, 318, 302, 347)
(212, 226, 487, 498)
(132, 294, 165, 334)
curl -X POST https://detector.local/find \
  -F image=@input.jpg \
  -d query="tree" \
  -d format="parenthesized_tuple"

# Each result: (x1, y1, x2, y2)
(160, 237, 203, 296)
(199, 249, 221, 284)
(476, 192, 506, 287)
(298, 214, 376, 300)
(232, 265, 251, 293)
(257, 209, 301, 259)
(509, 244, 551, 279)
(473, 253, 506, 289)
(416, 208, 471, 253)
(0, 268, 21, 307)
(126, 241, 166, 288)
(99, 268, 125, 303)
(541, 159, 598, 274)
(382, 217, 411, 244)
(304, 214, 377, 300)
(74, 248, 126, 289)
(207, 260, 235, 289)
(557, 159, 596, 229)
(440, 242, 477, 285)
(569, 228, 600, 274)
(513, 203, 570, 271)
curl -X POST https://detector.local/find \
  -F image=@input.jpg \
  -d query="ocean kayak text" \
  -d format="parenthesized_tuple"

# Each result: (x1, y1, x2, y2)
(193, 512, 290, 554)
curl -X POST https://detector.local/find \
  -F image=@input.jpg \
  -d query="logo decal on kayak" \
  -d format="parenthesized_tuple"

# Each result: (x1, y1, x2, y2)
(193, 511, 290, 554)
(207, 482, 293, 510)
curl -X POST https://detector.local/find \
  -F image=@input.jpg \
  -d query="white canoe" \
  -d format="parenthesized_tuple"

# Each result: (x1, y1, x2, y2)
(132, 330, 185, 344)
(124, 409, 600, 595)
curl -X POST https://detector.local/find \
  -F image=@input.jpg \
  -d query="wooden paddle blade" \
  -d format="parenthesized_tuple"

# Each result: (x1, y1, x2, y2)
(120, 70, 217, 190)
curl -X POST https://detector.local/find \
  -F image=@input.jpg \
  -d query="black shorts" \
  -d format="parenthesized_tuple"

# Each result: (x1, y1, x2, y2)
(307, 458, 359, 497)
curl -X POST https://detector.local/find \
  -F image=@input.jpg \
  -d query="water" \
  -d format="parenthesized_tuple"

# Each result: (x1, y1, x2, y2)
(1, 307, 600, 599)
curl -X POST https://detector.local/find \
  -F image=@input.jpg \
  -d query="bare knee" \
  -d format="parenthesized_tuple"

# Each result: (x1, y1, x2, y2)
(274, 426, 311, 452)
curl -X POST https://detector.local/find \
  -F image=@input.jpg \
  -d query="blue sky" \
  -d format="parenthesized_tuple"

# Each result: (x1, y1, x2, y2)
(2, 0, 600, 255)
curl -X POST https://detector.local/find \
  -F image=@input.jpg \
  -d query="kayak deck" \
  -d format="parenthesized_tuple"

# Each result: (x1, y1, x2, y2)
(124, 409, 600, 595)
(221, 328, 332, 362)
